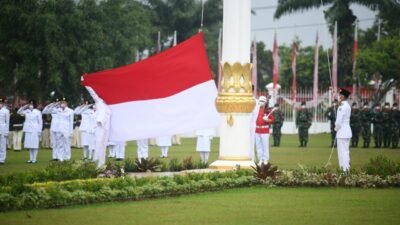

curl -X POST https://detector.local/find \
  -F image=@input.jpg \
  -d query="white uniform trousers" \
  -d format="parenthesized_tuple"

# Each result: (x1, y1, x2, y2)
(88, 132, 95, 160)
(337, 138, 350, 171)
(56, 132, 71, 161)
(196, 136, 212, 163)
(7, 132, 13, 149)
(172, 135, 181, 145)
(41, 129, 51, 149)
(50, 131, 58, 160)
(160, 146, 169, 158)
(28, 149, 39, 163)
(115, 142, 126, 159)
(255, 133, 270, 163)
(108, 143, 117, 158)
(137, 139, 149, 159)
(249, 130, 256, 161)
(94, 126, 109, 168)
(80, 131, 90, 159)
(71, 127, 81, 148)
(0, 135, 7, 163)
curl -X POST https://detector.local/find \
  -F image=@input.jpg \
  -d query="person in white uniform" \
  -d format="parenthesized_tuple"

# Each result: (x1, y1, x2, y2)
(44, 98, 74, 161)
(107, 141, 117, 158)
(156, 136, 172, 158)
(136, 139, 149, 160)
(86, 87, 111, 168)
(335, 88, 352, 172)
(18, 100, 43, 163)
(42, 99, 61, 161)
(0, 98, 10, 164)
(196, 128, 215, 163)
(114, 141, 126, 160)
(74, 102, 95, 160)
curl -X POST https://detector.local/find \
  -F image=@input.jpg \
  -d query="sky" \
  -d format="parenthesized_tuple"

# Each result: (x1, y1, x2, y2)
(251, 0, 378, 50)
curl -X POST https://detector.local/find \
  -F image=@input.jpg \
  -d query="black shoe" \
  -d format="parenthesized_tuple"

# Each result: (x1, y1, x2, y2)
(115, 158, 123, 161)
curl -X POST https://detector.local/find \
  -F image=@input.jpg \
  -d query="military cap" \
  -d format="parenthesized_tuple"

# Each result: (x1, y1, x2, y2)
(339, 88, 351, 98)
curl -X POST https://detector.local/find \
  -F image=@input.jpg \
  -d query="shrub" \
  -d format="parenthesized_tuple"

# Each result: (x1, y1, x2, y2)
(195, 161, 208, 169)
(169, 158, 183, 172)
(182, 156, 195, 170)
(98, 161, 125, 178)
(363, 155, 400, 177)
(251, 162, 280, 180)
(124, 158, 138, 172)
(134, 158, 162, 172)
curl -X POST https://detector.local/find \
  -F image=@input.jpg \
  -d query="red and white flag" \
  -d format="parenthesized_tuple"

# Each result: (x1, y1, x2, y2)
(81, 32, 220, 141)
(291, 41, 296, 105)
(272, 31, 279, 88)
(332, 22, 338, 97)
(251, 37, 258, 97)
(313, 32, 319, 107)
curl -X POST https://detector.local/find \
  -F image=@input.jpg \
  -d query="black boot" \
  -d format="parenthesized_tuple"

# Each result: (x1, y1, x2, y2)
(304, 141, 307, 147)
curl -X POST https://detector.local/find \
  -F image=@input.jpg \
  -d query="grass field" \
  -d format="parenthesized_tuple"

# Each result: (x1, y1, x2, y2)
(0, 187, 399, 225)
(1, 134, 400, 225)
(1, 134, 399, 174)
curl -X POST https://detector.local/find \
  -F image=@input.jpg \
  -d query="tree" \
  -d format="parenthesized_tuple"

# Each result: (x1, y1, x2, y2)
(273, 0, 390, 87)
(0, 0, 153, 104)
(357, 37, 400, 104)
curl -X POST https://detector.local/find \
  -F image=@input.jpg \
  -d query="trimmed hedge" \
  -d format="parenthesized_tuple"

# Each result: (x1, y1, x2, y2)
(1, 169, 400, 212)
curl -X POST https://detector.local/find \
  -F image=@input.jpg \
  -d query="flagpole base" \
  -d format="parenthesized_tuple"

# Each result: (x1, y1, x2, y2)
(209, 160, 255, 170)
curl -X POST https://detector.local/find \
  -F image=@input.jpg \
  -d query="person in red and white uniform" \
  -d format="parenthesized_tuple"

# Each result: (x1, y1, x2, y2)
(255, 96, 274, 165)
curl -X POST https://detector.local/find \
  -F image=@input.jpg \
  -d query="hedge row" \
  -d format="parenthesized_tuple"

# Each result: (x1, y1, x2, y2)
(1, 169, 400, 212)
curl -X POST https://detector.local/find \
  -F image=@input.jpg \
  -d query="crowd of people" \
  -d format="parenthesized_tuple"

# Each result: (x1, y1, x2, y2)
(1, 92, 399, 171)
(0, 97, 195, 166)
(326, 100, 400, 149)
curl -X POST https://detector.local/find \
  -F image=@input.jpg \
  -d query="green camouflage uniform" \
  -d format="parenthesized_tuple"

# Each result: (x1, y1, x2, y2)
(325, 106, 338, 147)
(382, 107, 392, 148)
(391, 108, 400, 148)
(350, 108, 361, 147)
(272, 109, 284, 147)
(372, 108, 384, 148)
(296, 108, 312, 147)
(360, 107, 373, 148)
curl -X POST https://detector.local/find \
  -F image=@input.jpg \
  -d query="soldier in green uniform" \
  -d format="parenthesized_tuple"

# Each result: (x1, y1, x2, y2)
(350, 102, 361, 147)
(372, 104, 383, 148)
(391, 103, 400, 149)
(272, 103, 284, 147)
(325, 99, 338, 147)
(360, 102, 372, 148)
(296, 101, 312, 147)
(382, 102, 392, 148)
(41, 114, 52, 149)
(9, 107, 24, 151)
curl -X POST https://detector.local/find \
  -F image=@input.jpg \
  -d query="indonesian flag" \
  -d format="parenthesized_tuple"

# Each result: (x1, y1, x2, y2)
(81, 32, 220, 141)
(332, 22, 338, 97)
(291, 41, 296, 105)
(313, 32, 319, 107)
(272, 31, 279, 88)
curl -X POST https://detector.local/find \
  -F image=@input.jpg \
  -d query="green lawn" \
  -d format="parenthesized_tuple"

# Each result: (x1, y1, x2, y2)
(1, 134, 399, 174)
(0, 187, 399, 225)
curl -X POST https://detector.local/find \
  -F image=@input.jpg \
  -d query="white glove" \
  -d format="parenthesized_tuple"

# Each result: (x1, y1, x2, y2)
(263, 115, 268, 121)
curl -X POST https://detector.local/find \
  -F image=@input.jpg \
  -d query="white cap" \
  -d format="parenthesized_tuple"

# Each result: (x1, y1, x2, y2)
(259, 96, 267, 102)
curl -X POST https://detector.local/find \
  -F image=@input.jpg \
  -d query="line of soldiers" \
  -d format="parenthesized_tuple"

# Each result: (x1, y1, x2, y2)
(327, 101, 400, 149)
